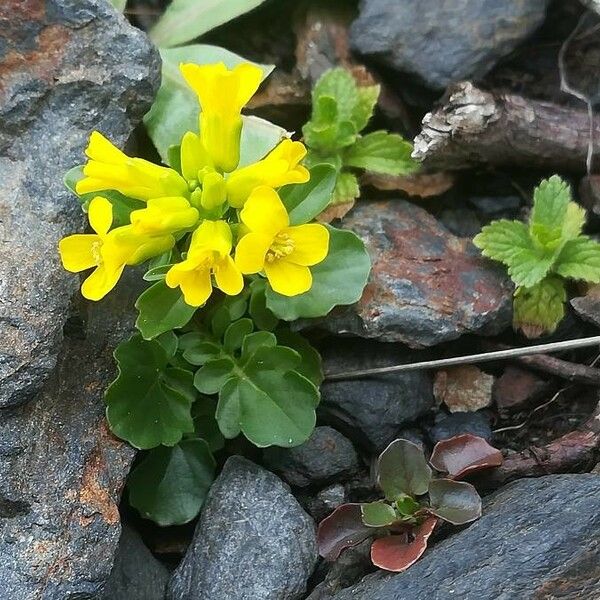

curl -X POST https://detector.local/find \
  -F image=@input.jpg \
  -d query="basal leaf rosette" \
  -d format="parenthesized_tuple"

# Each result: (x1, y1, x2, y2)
(317, 436, 502, 572)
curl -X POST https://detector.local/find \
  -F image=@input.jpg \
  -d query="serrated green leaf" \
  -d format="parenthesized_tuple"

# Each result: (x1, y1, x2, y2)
(361, 501, 397, 528)
(344, 131, 418, 176)
(149, 0, 268, 48)
(513, 276, 566, 338)
(377, 439, 432, 500)
(275, 328, 323, 386)
(554, 236, 600, 282)
(127, 439, 215, 526)
(144, 45, 275, 162)
(216, 345, 319, 447)
(303, 97, 357, 152)
(106, 335, 195, 449)
(135, 280, 196, 340)
(312, 68, 358, 123)
(332, 171, 360, 205)
(266, 226, 371, 320)
(279, 164, 337, 225)
(531, 176, 572, 235)
(351, 85, 380, 132)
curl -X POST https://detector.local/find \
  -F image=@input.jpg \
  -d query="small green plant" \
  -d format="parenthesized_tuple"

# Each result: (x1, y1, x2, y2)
(302, 68, 419, 209)
(317, 435, 502, 572)
(474, 176, 600, 337)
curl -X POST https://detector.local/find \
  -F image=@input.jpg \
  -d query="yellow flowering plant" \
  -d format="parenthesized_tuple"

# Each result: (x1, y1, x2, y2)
(59, 59, 371, 525)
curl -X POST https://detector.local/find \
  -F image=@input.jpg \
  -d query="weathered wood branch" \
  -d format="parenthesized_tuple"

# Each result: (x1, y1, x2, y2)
(412, 81, 599, 173)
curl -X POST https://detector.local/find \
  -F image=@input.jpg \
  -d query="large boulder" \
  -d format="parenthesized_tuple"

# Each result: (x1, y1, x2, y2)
(331, 474, 600, 599)
(0, 0, 159, 407)
(323, 201, 512, 348)
(167, 456, 318, 600)
(350, 0, 550, 90)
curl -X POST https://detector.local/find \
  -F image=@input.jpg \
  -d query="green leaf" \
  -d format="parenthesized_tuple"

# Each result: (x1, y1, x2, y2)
(266, 226, 371, 319)
(395, 495, 420, 516)
(303, 99, 357, 153)
(377, 439, 432, 500)
(144, 45, 274, 162)
(135, 280, 196, 340)
(361, 501, 397, 527)
(312, 68, 358, 123)
(426, 479, 481, 525)
(279, 164, 337, 225)
(106, 335, 195, 449)
(344, 131, 418, 176)
(275, 328, 323, 386)
(351, 85, 380, 132)
(249, 279, 279, 331)
(216, 345, 319, 447)
(191, 395, 225, 452)
(194, 357, 236, 394)
(223, 318, 253, 352)
(530, 176, 573, 235)
(554, 236, 600, 282)
(513, 276, 567, 338)
(109, 0, 127, 11)
(149, 0, 268, 48)
(474, 220, 553, 288)
(127, 439, 216, 526)
(143, 264, 172, 282)
(332, 171, 360, 205)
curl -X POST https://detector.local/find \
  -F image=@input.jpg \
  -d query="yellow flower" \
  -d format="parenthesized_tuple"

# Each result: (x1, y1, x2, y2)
(76, 131, 188, 201)
(225, 139, 310, 208)
(165, 220, 243, 307)
(180, 62, 263, 173)
(235, 186, 329, 296)
(129, 197, 199, 235)
(59, 197, 174, 301)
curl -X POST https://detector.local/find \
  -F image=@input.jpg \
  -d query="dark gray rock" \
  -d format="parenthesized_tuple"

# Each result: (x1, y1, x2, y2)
(350, 0, 550, 90)
(301, 483, 347, 522)
(322, 201, 513, 348)
(427, 411, 492, 444)
(319, 339, 435, 452)
(0, 271, 143, 599)
(263, 426, 360, 488)
(102, 524, 169, 600)
(0, 0, 160, 407)
(331, 474, 600, 599)
(167, 456, 317, 600)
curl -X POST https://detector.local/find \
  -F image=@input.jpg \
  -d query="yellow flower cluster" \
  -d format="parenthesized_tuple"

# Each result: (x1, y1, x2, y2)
(59, 62, 329, 305)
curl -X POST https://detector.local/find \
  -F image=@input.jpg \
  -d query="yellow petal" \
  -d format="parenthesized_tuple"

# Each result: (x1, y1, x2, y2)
(166, 264, 213, 307)
(214, 255, 244, 296)
(130, 197, 199, 235)
(85, 131, 127, 164)
(200, 112, 243, 174)
(285, 224, 329, 266)
(234, 232, 272, 274)
(264, 259, 312, 296)
(81, 263, 124, 301)
(240, 186, 288, 235)
(200, 171, 226, 210)
(189, 220, 232, 256)
(232, 62, 264, 108)
(58, 234, 101, 272)
(88, 196, 113, 236)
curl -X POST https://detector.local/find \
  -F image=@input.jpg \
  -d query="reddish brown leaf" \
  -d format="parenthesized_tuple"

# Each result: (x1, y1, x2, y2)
(370, 517, 437, 572)
(429, 434, 503, 480)
(425, 479, 481, 525)
(316, 200, 355, 223)
(361, 172, 455, 197)
(317, 503, 374, 561)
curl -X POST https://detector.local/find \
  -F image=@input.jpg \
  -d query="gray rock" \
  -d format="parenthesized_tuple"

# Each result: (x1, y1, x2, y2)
(301, 484, 348, 522)
(167, 456, 318, 600)
(319, 339, 434, 452)
(102, 524, 169, 600)
(0, 0, 160, 407)
(0, 271, 143, 599)
(263, 426, 360, 488)
(427, 411, 492, 444)
(331, 474, 600, 599)
(322, 201, 513, 348)
(350, 0, 550, 90)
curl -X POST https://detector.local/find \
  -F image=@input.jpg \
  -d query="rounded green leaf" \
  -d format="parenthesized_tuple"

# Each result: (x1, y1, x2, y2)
(127, 439, 216, 526)
(361, 501, 397, 528)
(193, 358, 236, 395)
(223, 318, 254, 353)
(377, 439, 432, 500)
(279, 164, 337, 225)
(249, 279, 279, 331)
(275, 328, 323, 386)
(426, 479, 482, 525)
(106, 335, 195, 449)
(265, 226, 371, 320)
(135, 281, 196, 340)
(192, 396, 225, 452)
